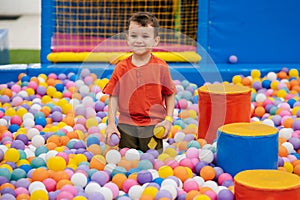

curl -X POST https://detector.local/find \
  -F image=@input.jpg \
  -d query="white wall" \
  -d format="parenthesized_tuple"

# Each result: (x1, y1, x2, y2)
(0, 0, 41, 15)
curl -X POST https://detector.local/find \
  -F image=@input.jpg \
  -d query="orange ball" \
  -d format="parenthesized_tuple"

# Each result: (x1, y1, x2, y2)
(31, 168, 49, 182)
(254, 106, 265, 118)
(186, 190, 201, 200)
(50, 170, 70, 182)
(111, 173, 127, 190)
(47, 135, 61, 146)
(293, 164, 300, 176)
(118, 158, 132, 171)
(200, 165, 216, 181)
(16, 194, 30, 200)
(90, 156, 105, 171)
(242, 77, 252, 87)
(173, 166, 189, 182)
(56, 179, 73, 190)
(283, 118, 294, 128)
(278, 145, 288, 157)
(277, 71, 288, 80)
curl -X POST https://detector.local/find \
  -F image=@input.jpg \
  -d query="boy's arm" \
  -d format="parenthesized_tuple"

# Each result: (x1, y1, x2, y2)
(105, 96, 121, 144)
(156, 93, 175, 139)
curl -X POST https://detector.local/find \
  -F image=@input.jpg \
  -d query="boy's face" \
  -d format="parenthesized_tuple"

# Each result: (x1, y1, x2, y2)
(127, 21, 159, 56)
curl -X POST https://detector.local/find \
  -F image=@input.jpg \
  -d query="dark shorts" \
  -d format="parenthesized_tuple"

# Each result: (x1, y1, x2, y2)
(117, 123, 163, 153)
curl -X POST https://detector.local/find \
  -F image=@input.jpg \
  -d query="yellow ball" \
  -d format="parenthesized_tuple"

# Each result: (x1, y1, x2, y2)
(73, 196, 87, 200)
(270, 80, 279, 90)
(289, 68, 299, 78)
(73, 154, 88, 165)
(16, 107, 28, 117)
(292, 106, 300, 115)
(41, 95, 52, 104)
(4, 148, 20, 163)
(86, 117, 99, 129)
(194, 194, 211, 200)
(158, 165, 174, 178)
(277, 89, 287, 98)
(157, 153, 170, 161)
(153, 126, 165, 139)
(142, 186, 159, 198)
(251, 69, 261, 79)
(47, 156, 66, 171)
(283, 162, 294, 173)
(26, 88, 35, 96)
(53, 91, 63, 99)
(30, 189, 49, 200)
(46, 86, 57, 97)
(232, 75, 242, 84)
(164, 147, 177, 158)
(0, 164, 13, 173)
(5, 107, 16, 117)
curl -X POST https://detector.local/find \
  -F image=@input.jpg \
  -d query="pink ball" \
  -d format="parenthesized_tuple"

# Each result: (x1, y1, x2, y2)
(28, 81, 38, 90)
(43, 178, 57, 192)
(88, 126, 100, 134)
(186, 147, 199, 159)
(183, 180, 199, 192)
(48, 73, 58, 79)
(204, 190, 217, 200)
(228, 55, 238, 63)
(10, 115, 23, 126)
(60, 185, 77, 196)
(12, 96, 23, 107)
(179, 158, 194, 170)
(120, 148, 129, 157)
(11, 84, 21, 93)
(66, 81, 75, 89)
(15, 187, 29, 196)
(122, 179, 139, 193)
(153, 159, 165, 170)
(165, 159, 179, 169)
(177, 99, 188, 109)
(56, 191, 74, 200)
(63, 91, 72, 98)
(104, 182, 119, 199)
(218, 173, 233, 185)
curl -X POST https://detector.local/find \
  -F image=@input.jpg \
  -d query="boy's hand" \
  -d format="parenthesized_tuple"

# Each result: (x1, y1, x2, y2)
(155, 119, 172, 139)
(105, 124, 120, 145)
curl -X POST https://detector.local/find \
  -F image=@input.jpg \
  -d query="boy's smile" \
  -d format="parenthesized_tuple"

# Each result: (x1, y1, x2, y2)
(127, 21, 159, 56)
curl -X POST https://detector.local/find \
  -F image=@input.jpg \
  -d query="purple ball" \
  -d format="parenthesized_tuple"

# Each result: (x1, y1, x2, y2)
(52, 111, 63, 122)
(0, 95, 10, 103)
(252, 81, 262, 90)
(0, 176, 9, 185)
(222, 180, 234, 187)
(213, 166, 224, 180)
(109, 133, 120, 146)
(140, 153, 155, 164)
(14, 178, 30, 188)
(195, 161, 208, 174)
(278, 156, 284, 167)
(217, 189, 234, 200)
(88, 192, 105, 200)
(10, 140, 25, 150)
(146, 149, 159, 159)
(293, 120, 300, 131)
(91, 171, 109, 186)
(95, 102, 105, 112)
(177, 193, 187, 200)
(73, 141, 86, 149)
(48, 191, 58, 200)
(272, 115, 282, 126)
(0, 188, 16, 196)
(289, 137, 300, 149)
(15, 135, 28, 145)
(155, 190, 173, 200)
(137, 170, 152, 185)
(0, 193, 16, 200)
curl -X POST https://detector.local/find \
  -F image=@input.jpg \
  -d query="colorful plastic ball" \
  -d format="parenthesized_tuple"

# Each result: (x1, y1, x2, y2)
(199, 149, 214, 163)
(108, 133, 120, 146)
(228, 55, 238, 64)
(125, 149, 140, 161)
(122, 179, 139, 193)
(128, 185, 143, 200)
(105, 149, 121, 165)
(183, 179, 199, 192)
(137, 159, 153, 170)
(4, 148, 20, 163)
(47, 156, 66, 171)
(137, 170, 153, 185)
(90, 171, 109, 186)
(217, 189, 234, 200)
(84, 182, 101, 195)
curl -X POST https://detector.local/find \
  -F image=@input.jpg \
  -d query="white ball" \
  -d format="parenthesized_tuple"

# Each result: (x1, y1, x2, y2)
(161, 179, 178, 188)
(98, 187, 113, 200)
(104, 163, 116, 172)
(45, 150, 58, 161)
(175, 154, 186, 163)
(105, 150, 121, 164)
(27, 128, 39, 139)
(255, 93, 267, 103)
(128, 185, 144, 200)
(23, 112, 34, 120)
(267, 72, 277, 81)
(18, 91, 29, 98)
(28, 181, 46, 194)
(279, 128, 293, 140)
(148, 169, 159, 180)
(216, 186, 229, 194)
(160, 185, 177, 199)
(23, 118, 35, 128)
(203, 180, 218, 193)
(262, 119, 275, 127)
(31, 103, 42, 111)
(125, 149, 140, 161)
(85, 182, 101, 195)
(174, 131, 185, 142)
(31, 135, 45, 147)
(71, 173, 88, 188)
(199, 149, 214, 163)
(0, 119, 8, 126)
(79, 85, 90, 95)
(282, 142, 295, 154)
(192, 176, 205, 187)
(75, 80, 85, 88)
(24, 148, 35, 158)
(0, 145, 8, 153)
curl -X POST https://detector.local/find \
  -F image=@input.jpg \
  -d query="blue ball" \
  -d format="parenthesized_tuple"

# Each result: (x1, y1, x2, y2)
(262, 79, 271, 89)
(287, 98, 297, 108)
(34, 116, 47, 127)
(55, 83, 64, 92)
(8, 124, 20, 133)
(86, 135, 100, 147)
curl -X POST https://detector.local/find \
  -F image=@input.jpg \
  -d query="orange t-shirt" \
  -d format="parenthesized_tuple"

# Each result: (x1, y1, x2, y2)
(103, 55, 176, 126)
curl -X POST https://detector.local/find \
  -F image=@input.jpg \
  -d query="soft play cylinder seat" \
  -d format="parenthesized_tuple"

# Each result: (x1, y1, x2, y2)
(197, 83, 251, 143)
(234, 170, 300, 200)
(216, 122, 278, 176)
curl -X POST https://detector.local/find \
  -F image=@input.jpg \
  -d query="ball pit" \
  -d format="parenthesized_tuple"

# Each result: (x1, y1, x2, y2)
(0, 68, 299, 199)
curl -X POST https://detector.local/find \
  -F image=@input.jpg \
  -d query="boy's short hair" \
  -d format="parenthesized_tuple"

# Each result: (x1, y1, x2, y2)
(128, 12, 159, 37)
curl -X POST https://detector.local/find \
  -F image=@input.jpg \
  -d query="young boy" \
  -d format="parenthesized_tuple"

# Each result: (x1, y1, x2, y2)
(103, 12, 175, 152)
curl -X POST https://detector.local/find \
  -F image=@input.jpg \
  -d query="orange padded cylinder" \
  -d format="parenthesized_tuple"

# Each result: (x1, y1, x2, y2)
(234, 170, 300, 200)
(197, 84, 251, 143)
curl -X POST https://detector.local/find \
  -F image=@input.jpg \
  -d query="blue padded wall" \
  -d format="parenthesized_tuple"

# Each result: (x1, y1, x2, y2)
(199, 0, 300, 64)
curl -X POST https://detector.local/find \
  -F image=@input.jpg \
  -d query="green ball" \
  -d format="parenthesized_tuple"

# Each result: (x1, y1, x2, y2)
(35, 146, 49, 157)
(11, 168, 26, 180)
(0, 168, 11, 180)
(31, 157, 47, 168)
